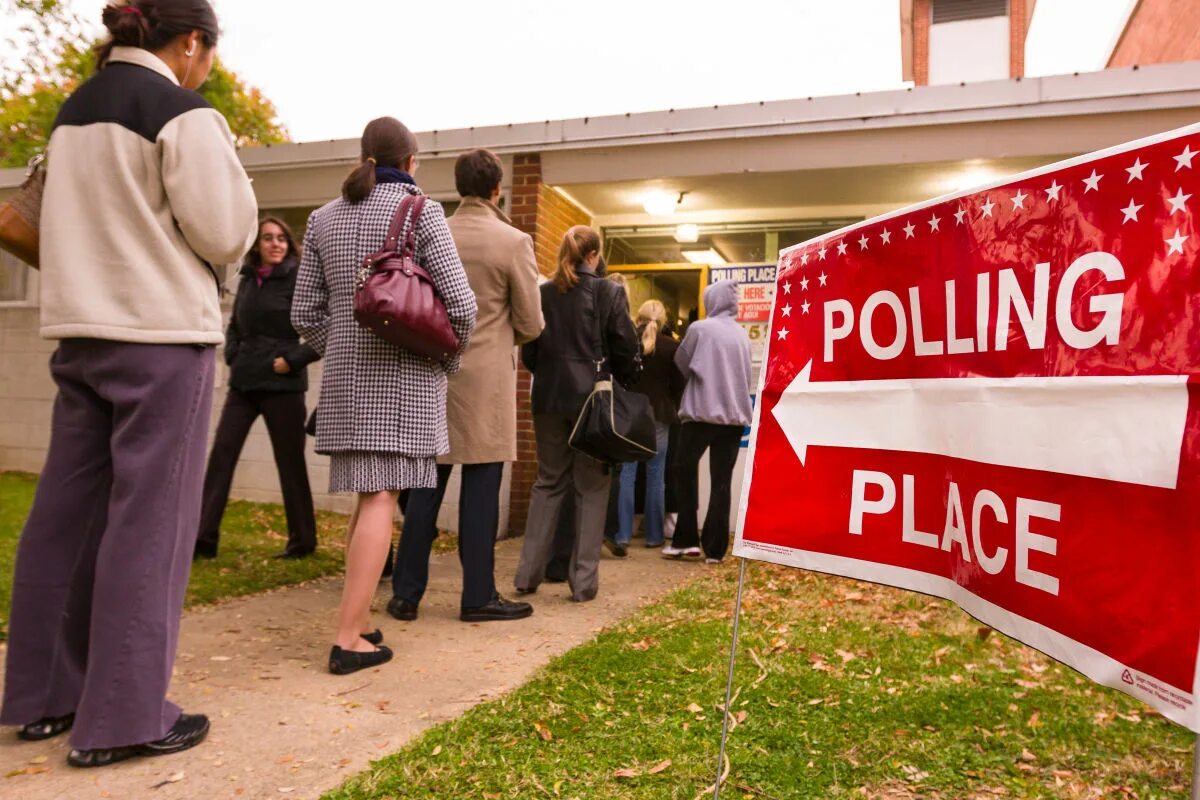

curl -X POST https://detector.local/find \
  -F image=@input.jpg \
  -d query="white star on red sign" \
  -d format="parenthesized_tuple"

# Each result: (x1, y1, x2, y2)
(1126, 158, 1147, 182)
(837, 241, 849, 256)
(880, 229, 892, 244)
(858, 234, 869, 250)
(1166, 228, 1188, 255)
(1083, 170, 1103, 192)
(818, 245, 827, 261)
(800, 277, 810, 291)
(980, 199, 995, 218)
(782, 281, 791, 294)
(954, 207, 967, 225)
(800, 252, 809, 266)
(903, 222, 916, 238)
(927, 214, 941, 232)
(777, 327, 790, 341)
(1045, 181, 1063, 202)
(1011, 190, 1027, 210)
(801, 300, 811, 315)
(1168, 188, 1191, 215)
(781, 303, 792, 317)
(1174, 145, 1196, 171)
(1120, 199, 1143, 223)
(818, 272, 828, 287)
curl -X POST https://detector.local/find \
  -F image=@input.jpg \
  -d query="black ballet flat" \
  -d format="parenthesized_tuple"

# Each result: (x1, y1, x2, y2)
(18, 713, 75, 742)
(328, 644, 393, 675)
(67, 713, 209, 768)
(361, 629, 384, 646)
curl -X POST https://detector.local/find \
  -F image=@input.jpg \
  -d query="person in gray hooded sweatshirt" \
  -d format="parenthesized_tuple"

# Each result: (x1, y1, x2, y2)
(662, 280, 752, 562)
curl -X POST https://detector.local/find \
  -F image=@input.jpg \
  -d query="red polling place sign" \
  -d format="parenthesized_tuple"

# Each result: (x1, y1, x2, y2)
(735, 124, 1200, 732)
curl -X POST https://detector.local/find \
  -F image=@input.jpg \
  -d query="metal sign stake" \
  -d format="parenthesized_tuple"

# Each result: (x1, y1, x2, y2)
(713, 558, 749, 800)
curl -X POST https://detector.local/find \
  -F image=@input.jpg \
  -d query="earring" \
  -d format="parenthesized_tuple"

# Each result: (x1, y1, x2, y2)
(186, 45, 196, 57)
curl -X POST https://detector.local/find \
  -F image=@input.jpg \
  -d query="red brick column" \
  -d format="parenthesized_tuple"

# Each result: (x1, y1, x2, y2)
(506, 154, 542, 537)
(913, 0, 931, 86)
(1009, 0, 1030, 79)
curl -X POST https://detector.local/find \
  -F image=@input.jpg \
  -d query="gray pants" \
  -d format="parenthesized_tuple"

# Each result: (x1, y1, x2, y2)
(514, 413, 611, 602)
(0, 339, 215, 750)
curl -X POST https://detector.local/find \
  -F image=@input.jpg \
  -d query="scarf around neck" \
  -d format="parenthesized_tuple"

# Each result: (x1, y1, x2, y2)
(375, 166, 417, 186)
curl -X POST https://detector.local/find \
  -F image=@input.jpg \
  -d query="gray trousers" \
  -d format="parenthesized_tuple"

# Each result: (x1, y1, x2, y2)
(514, 413, 611, 602)
(0, 339, 215, 749)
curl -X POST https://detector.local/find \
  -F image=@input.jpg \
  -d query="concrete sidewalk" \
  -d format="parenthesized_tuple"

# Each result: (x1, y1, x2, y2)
(0, 537, 696, 800)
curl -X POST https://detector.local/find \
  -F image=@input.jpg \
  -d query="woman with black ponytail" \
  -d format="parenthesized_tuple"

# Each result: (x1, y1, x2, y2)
(292, 117, 477, 675)
(0, 0, 257, 768)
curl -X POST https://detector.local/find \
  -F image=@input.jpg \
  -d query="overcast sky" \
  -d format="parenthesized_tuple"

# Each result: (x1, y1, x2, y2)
(6, 0, 1138, 142)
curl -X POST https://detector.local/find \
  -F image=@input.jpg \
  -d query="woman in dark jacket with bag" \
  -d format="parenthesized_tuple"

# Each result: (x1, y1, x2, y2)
(195, 217, 320, 560)
(513, 226, 640, 602)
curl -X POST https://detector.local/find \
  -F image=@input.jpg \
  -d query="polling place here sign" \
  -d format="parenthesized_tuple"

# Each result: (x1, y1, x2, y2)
(735, 124, 1200, 732)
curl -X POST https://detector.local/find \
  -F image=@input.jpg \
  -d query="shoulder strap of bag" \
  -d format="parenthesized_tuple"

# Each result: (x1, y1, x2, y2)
(588, 278, 609, 376)
(383, 193, 427, 255)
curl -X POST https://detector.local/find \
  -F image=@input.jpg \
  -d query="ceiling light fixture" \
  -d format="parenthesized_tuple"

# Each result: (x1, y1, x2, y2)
(674, 223, 699, 243)
(681, 248, 726, 266)
(641, 190, 684, 216)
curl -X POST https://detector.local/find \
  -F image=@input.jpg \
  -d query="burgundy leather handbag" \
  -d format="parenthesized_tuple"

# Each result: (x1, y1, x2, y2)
(353, 194, 460, 361)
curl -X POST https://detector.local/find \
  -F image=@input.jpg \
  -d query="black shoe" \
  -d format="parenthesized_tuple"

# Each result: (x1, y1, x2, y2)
(361, 629, 384, 646)
(193, 542, 218, 560)
(604, 538, 629, 558)
(328, 644, 393, 675)
(514, 585, 537, 595)
(18, 713, 74, 742)
(272, 548, 314, 560)
(543, 573, 567, 584)
(460, 595, 533, 623)
(386, 597, 418, 621)
(67, 713, 209, 768)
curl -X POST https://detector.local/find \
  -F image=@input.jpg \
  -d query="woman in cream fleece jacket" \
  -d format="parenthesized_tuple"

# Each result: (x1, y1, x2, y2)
(0, 0, 257, 770)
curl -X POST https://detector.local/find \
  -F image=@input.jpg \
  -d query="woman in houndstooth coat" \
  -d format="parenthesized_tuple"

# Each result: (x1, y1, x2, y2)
(292, 117, 476, 675)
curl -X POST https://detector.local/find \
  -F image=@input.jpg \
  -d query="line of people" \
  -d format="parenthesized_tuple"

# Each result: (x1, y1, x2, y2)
(0, 0, 752, 769)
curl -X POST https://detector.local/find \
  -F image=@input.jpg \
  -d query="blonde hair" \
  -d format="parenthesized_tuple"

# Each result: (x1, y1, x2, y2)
(637, 299, 668, 354)
(554, 225, 602, 292)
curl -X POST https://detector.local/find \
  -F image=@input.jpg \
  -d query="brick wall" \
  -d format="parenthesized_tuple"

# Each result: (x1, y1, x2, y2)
(913, 0, 931, 86)
(503, 153, 593, 537)
(1109, 0, 1200, 68)
(1009, 0, 1029, 79)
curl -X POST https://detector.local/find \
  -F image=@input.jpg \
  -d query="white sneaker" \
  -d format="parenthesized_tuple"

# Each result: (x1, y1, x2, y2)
(661, 544, 686, 559)
(705, 558, 722, 565)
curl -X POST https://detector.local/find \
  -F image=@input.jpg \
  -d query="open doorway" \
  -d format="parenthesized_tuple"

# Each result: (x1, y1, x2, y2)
(606, 264, 705, 336)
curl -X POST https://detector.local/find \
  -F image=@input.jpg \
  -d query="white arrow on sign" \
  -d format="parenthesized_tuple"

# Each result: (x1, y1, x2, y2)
(772, 361, 1190, 489)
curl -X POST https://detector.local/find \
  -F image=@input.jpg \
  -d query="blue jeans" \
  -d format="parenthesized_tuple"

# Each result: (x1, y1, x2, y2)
(616, 423, 670, 546)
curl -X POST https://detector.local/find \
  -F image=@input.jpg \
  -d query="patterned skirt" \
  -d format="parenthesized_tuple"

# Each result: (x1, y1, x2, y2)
(328, 451, 438, 494)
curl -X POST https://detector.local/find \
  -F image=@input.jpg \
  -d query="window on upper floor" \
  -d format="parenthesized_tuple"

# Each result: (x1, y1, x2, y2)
(929, 0, 1010, 85)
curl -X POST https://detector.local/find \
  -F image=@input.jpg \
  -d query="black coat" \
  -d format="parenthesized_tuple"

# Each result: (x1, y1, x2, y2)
(634, 327, 685, 426)
(522, 269, 640, 417)
(225, 257, 319, 393)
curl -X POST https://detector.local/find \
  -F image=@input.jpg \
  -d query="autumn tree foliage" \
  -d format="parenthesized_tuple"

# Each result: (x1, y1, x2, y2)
(1, 0, 288, 168)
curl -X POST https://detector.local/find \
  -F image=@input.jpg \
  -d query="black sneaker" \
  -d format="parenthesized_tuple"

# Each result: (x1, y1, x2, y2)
(328, 644, 393, 675)
(193, 541, 218, 560)
(272, 548, 314, 560)
(67, 713, 209, 768)
(460, 595, 534, 623)
(603, 538, 629, 559)
(386, 597, 418, 621)
(361, 629, 384, 646)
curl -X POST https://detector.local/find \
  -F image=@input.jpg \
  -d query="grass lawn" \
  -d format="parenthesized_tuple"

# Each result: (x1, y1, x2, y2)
(0, 471, 360, 639)
(326, 561, 1195, 800)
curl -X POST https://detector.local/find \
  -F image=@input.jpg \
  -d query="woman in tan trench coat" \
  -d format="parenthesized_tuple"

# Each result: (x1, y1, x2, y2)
(388, 149, 544, 622)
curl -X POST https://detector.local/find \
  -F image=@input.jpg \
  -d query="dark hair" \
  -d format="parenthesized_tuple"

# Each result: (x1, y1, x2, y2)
(243, 216, 300, 268)
(342, 117, 420, 204)
(96, 1, 219, 69)
(554, 225, 602, 293)
(455, 149, 504, 200)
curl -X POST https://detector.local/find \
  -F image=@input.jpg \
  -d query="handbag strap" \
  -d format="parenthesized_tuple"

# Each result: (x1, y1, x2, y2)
(383, 193, 427, 256)
(587, 279, 609, 377)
